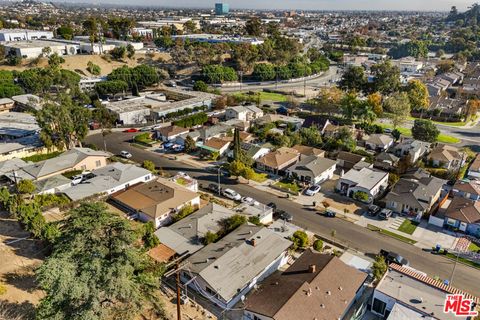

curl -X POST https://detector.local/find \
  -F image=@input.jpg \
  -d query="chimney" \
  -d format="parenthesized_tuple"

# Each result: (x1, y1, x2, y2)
(308, 264, 316, 273)
(251, 238, 256, 247)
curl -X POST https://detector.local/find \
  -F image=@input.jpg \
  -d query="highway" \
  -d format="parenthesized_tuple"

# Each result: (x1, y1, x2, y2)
(86, 132, 480, 296)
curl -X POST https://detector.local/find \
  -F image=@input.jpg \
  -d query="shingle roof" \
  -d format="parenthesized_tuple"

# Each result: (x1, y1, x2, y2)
(291, 145, 325, 157)
(429, 144, 464, 163)
(156, 125, 189, 138)
(366, 134, 393, 147)
(340, 168, 388, 191)
(287, 156, 336, 177)
(256, 147, 299, 169)
(453, 180, 480, 196)
(385, 176, 444, 210)
(445, 196, 480, 224)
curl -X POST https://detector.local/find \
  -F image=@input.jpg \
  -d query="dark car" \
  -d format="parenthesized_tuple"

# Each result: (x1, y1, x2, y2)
(367, 204, 381, 216)
(324, 209, 336, 218)
(266, 202, 277, 211)
(380, 249, 410, 266)
(206, 183, 221, 194)
(276, 210, 293, 222)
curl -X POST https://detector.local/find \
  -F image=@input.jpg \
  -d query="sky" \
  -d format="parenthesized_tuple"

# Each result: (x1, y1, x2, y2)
(78, 0, 473, 11)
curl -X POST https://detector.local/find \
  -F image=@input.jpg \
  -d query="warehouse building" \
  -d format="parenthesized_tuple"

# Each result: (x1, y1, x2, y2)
(0, 29, 53, 42)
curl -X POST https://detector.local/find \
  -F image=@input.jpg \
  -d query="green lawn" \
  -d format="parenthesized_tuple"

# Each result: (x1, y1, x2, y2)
(273, 181, 301, 193)
(397, 219, 419, 235)
(408, 116, 467, 127)
(445, 253, 480, 269)
(377, 123, 460, 144)
(469, 242, 480, 252)
(250, 172, 268, 183)
(258, 91, 288, 102)
(367, 224, 417, 244)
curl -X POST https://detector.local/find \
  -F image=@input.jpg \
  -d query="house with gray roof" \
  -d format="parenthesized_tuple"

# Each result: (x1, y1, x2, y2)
(181, 224, 292, 309)
(374, 152, 400, 171)
(62, 162, 153, 201)
(365, 134, 394, 152)
(393, 138, 430, 163)
(287, 156, 337, 185)
(384, 174, 445, 220)
(337, 168, 389, 203)
(34, 174, 72, 195)
(154, 203, 236, 256)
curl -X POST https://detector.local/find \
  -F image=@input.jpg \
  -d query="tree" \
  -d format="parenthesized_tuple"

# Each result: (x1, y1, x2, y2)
(391, 129, 401, 141)
(353, 191, 369, 202)
(466, 99, 480, 120)
(87, 61, 101, 75)
(229, 160, 246, 177)
(384, 92, 411, 128)
(436, 60, 455, 74)
(340, 92, 361, 123)
(41, 46, 52, 57)
(291, 230, 309, 249)
(406, 80, 429, 112)
(95, 80, 128, 96)
(47, 53, 65, 68)
(193, 80, 208, 92)
(203, 231, 218, 245)
(142, 160, 157, 174)
(372, 255, 388, 282)
(110, 46, 127, 60)
(202, 65, 238, 84)
(245, 18, 263, 36)
(297, 127, 322, 147)
(17, 180, 36, 195)
(412, 119, 440, 143)
(184, 136, 196, 153)
(142, 221, 159, 250)
(252, 63, 276, 81)
(56, 26, 74, 40)
(126, 44, 135, 59)
(370, 61, 401, 95)
(36, 202, 165, 319)
(232, 128, 242, 161)
(313, 239, 323, 252)
(339, 66, 367, 92)
(312, 87, 344, 115)
(220, 214, 247, 235)
(388, 40, 428, 59)
(5, 48, 21, 66)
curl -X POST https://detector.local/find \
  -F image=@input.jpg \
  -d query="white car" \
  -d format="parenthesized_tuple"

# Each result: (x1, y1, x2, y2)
(241, 196, 257, 205)
(223, 188, 241, 201)
(71, 175, 83, 185)
(304, 185, 321, 196)
(120, 151, 132, 159)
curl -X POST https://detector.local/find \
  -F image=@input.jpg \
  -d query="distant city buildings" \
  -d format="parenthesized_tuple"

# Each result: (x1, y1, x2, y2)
(215, 2, 229, 15)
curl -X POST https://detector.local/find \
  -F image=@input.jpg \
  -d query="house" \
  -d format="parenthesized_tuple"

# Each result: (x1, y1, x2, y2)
(0, 158, 28, 178)
(34, 175, 72, 195)
(62, 163, 153, 201)
(336, 168, 389, 202)
(198, 137, 231, 156)
(170, 172, 198, 192)
(364, 134, 393, 152)
(224, 119, 250, 131)
(234, 201, 274, 224)
(452, 180, 480, 201)
(336, 151, 365, 171)
(372, 263, 478, 320)
(111, 177, 200, 228)
(255, 114, 304, 130)
(225, 105, 263, 121)
(244, 250, 368, 320)
(10, 147, 110, 182)
(393, 138, 430, 163)
(256, 147, 300, 175)
(155, 125, 189, 142)
(0, 98, 14, 113)
(428, 144, 465, 170)
(374, 152, 400, 171)
(440, 197, 480, 236)
(196, 123, 233, 142)
(154, 203, 236, 256)
(301, 115, 334, 134)
(427, 96, 466, 121)
(384, 175, 445, 219)
(467, 153, 480, 180)
(291, 145, 325, 158)
(287, 156, 337, 185)
(241, 143, 270, 160)
(11, 94, 43, 112)
(181, 224, 292, 309)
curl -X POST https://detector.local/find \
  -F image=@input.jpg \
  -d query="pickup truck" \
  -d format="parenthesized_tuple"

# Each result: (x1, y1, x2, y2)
(379, 249, 410, 266)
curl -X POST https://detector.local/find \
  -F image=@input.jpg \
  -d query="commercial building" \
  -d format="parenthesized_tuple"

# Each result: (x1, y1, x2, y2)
(172, 34, 264, 46)
(215, 3, 230, 15)
(0, 29, 53, 42)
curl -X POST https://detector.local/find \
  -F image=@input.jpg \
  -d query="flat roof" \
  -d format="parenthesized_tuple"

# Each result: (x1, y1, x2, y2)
(0, 112, 40, 137)
(4, 40, 67, 49)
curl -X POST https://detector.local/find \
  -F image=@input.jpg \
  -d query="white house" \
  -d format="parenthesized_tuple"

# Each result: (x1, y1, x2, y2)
(225, 105, 264, 122)
(287, 156, 337, 185)
(337, 168, 389, 202)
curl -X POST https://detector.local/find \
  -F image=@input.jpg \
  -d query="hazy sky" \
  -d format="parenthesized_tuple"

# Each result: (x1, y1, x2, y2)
(82, 0, 472, 11)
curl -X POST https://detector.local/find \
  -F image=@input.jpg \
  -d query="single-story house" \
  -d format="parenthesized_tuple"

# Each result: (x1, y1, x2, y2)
(287, 156, 337, 185)
(34, 174, 72, 195)
(428, 144, 465, 170)
(256, 147, 300, 175)
(225, 105, 263, 122)
(336, 151, 365, 171)
(374, 152, 400, 171)
(198, 137, 231, 156)
(452, 180, 480, 201)
(384, 175, 445, 219)
(230, 142, 270, 160)
(111, 177, 200, 228)
(443, 197, 480, 236)
(301, 115, 334, 134)
(244, 250, 368, 320)
(365, 134, 394, 152)
(196, 123, 233, 142)
(254, 114, 304, 131)
(0, 98, 14, 113)
(63, 162, 153, 201)
(467, 153, 480, 180)
(181, 224, 292, 309)
(336, 168, 389, 203)
(291, 145, 325, 158)
(155, 125, 189, 142)
(235, 201, 274, 225)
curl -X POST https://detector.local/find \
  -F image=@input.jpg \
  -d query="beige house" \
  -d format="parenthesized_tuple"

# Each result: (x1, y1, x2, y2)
(428, 144, 465, 170)
(111, 177, 200, 228)
(256, 147, 300, 175)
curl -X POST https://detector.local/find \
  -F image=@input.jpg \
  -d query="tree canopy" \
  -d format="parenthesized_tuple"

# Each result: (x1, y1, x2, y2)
(412, 119, 440, 143)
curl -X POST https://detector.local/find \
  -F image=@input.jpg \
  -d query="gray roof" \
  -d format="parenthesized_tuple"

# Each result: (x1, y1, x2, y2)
(185, 224, 292, 302)
(366, 134, 393, 147)
(287, 155, 336, 177)
(0, 112, 40, 138)
(154, 203, 236, 255)
(62, 162, 151, 201)
(196, 124, 232, 141)
(11, 94, 43, 110)
(385, 176, 445, 210)
(341, 168, 388, 191)
(34, 174, 71, 193)
(376, 152, 400, 162)
(0, 158, 28, 176)
(17, 148, 110, 180)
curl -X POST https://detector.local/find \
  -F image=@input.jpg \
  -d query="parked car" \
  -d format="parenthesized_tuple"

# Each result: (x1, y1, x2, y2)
(241, 196, 256, 205)
(378, 209, 393, 220)
(123, 128, 138, 133)
(71, 175, 83, 185)
(383, 128, 392, 134)
(276, 210, 293, 222)
(120, 151, 132, 159)
(163, 142, 174, 149)
(367, 204, 381, 216)
(304, 185, 321, 196)
(324, 209, 336, 218)
(205, 183, 221, 194)
(380, 249, 410, 266)
(222, 188, 241, 201)
(266, 202, 277, 211)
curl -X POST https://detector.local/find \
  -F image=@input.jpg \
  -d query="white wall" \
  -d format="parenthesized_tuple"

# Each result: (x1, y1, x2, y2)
(371, 290, 397, 317)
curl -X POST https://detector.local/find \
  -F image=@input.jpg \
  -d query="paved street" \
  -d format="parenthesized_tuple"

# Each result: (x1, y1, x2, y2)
(85, 132, 480, 296)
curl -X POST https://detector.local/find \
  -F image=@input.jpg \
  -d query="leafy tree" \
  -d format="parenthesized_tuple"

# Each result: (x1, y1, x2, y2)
(41, 46, 52, 57)
(339, 66, 367, 92)
(220, 214, 247, 235)
(154, 36, 174, 49)
(291, 230, 309, 249)
(229, 160, 246, 177)
(203, 231, 218, 245)
(142, 160, 157, 174)
(436, 60, 455, 74)
(391, 129, 401, 141)
(142, 221, 159, 250)
(193, 80, 208, 92)
(95, 80, 128, 96)
(372, 255, 388, 282)
(5, 48, 21, 66)
(110, 46, 127, 60)
(297, 127, 322, 147)
(406, 80, 429, 111)
(248, 216, 261, 226)
(311, 87, 344, 115)
(56, 25, 74, 40)
(384, 92, 411, 128)
(17, 180, 36, 195)
(87, 61, 101, 75)
(36, 202, 165, 319)
(340, 92, 361, 123)
(367, 92, 383, 116)
(184, 136, 197, 153)
(313, 239, 323, 252)
(353, 191, 369, 202)
(252, 63, 276, 81)
(411, 119, 440, 143)
(245, 18, 263, 36)
(466, 100, 480, 119)
(241, 167, 256, 181)
(47, 53, 65, 68)
(388, 40, 428, 59)
(126, 44, 135, 59)
(370, 61, 401, 95)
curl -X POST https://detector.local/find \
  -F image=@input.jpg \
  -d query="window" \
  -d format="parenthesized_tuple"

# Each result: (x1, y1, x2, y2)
(372, 298, 386, 315)
(95, 160, 101, 167)
(253, 316, 261, 320)
(145, 175, 150, 181)
(205, 286, 216, 296)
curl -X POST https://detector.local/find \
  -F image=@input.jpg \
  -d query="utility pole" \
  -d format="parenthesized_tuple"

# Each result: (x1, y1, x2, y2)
(176, 262, 181, 320)
(164, 253, 189, 320)
(239, 71, 243, 92)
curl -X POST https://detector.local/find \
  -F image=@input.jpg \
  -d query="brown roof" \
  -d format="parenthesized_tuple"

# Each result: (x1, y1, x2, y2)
(291, 145, 325, 157)
(445, 196, 480, 224)
(245, 250, 367, 320)
(470, 154, 480, 171)
(111, 178, 199, 219)
(239, 131, 253, 141)
(156, 125, 189, 138)
(148, 244, 176, 263)
(204, 137, 231, 150)
(429, 144, 463, 162)
(453, 180, 480, 196)
(256, 147, 299, 169)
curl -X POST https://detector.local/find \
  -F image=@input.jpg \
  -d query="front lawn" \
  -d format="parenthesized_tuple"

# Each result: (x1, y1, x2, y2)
(469, 242, 480, 253)
(397, 219, 419, 235)
(367, 224, 417, 244)
(273, 181, 301, 193)
(258, 91, 288, 102)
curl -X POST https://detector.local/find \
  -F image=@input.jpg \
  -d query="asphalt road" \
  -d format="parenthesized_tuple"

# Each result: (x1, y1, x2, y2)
(86, 132, 480, 296)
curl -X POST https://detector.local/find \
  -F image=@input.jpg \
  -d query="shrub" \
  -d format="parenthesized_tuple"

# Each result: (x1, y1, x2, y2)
(313, 239, 323, 252)
(203, 231, 219, 245)
(248, 216, 261, 226)
(291, 230, 309, 249)
(172, 204, 196, 222)
(353, 191, 369, 203)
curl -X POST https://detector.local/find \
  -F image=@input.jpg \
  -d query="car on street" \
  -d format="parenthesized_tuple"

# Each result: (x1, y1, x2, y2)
(123, 128, 138, 133)
(222, 188, 241, 201)
(378, 209, 393, 220)
(241, 196, 257, 205)
(304, 185, 321, 196)
(120, 150, 132, 159)
(266, 202, 277, 211)
(380, 249, 410, 266)
(367, 204, 381, 216)
(205, 183, 221, 194)
(324, 209, 336, 217)
(276, 210, 293, 222)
